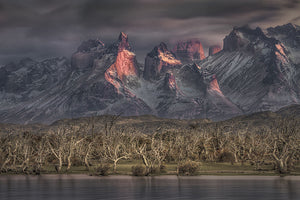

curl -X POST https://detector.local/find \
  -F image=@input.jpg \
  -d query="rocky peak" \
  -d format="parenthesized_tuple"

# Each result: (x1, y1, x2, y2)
(77, 39, 105, 52)
(105, 33, 139, 91)
(223, 25, 272, 52)
(144, 43, 181, 80)
(147, 42, 169, 57)
(267, 23, 300, 35)
(267, 23, 300, 49)
(106, 32, 132, 54)
(72, 39, 105, 71)
(118, 32, 131, 51)
(172, 39, 205, 63)
(19, 58, 36, 67)
(209, 45, 222, 56)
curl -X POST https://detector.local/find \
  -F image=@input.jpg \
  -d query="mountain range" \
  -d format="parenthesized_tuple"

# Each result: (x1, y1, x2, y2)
(0, 23, 299, 124)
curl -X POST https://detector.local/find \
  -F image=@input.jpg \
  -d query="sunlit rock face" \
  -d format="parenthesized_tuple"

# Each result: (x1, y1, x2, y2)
(208, 75, 222, 94)
(209, 45, 222, 56)
(105, 50, 140, 90)
(205, 73, 242, 118)
(118, 32, 131, 51)
(105, 32, 140, 91)
(267, 23, 300, 64)
(143, 42, 181, 80)
(162, 72, 179, 93)
(172, 39, 205, 63)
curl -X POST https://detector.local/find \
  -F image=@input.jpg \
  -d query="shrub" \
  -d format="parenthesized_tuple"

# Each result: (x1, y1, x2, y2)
(148, 166, 160, 175)
(178, 161, 199, 176)
(218, 152, 235, 164)
(160, 164, 167, 173)
(72, 157, 83, 167)
(93, 164, 110, 176)
(131, 165, 146, 176)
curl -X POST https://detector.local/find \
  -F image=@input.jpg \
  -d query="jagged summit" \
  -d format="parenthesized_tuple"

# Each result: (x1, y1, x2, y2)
(119, 32, 128, 40)
(172, 39, 205, 63)
(268, 23, 300, 34)
(147, 42, 169, 57)
(0, 23, 300, 124)
(144, 43, 181, 80)
(118, 32, 131, 51)
(105, 32, 132, 54)
(267, 23, 300, 51)
(156, 42, 169, 53)
(105, 33, 139, 91)
(77, 39, 105, 52)
(223, 25, 282, 54)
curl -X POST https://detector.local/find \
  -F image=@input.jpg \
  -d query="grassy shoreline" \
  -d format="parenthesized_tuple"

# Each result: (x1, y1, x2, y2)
(1, 162, 300, 176)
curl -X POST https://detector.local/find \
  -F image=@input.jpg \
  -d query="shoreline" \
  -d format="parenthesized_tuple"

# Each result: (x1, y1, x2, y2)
(1, 173, 300, 179)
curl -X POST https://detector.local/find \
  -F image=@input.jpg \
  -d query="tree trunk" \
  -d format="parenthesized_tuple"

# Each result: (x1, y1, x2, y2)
(67, 154, 72, 171)
(58, 157, 63, 172)
(277, 159, 288, 174)
(84, 154, 90, 171)
(84, 144, 92, 171)
(141, 155, 149, 174)
(1, 158, 10, 172)
(113, 160, 117, 173)
(234, 153, 238, 163)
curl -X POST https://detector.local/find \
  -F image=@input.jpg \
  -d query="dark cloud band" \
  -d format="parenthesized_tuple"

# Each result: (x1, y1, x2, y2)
(0, 0, 299, 65)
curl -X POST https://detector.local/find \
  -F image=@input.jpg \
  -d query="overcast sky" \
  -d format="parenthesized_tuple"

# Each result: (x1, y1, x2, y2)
(0, 0, 299, 64)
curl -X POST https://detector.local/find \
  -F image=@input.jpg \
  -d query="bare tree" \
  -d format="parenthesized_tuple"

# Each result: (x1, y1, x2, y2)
(247, 129, 269, 170)
(267, 118, 300, 174)
(46, 128, 65, 172)
(102, 132, 132, 172)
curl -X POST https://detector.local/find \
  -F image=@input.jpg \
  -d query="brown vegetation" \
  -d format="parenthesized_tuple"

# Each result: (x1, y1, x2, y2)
(0, 115, 299, 176)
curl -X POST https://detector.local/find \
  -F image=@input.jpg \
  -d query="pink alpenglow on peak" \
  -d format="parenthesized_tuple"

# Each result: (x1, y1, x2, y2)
(209, 45, 222, 56)
(157, 43, 182, 66)
(173, 39, 205, 63)
(105, 33, 139, 91)
(118, 32, 131, 51)
(144, 42, 181, 80)
(106, 50, 139, 81)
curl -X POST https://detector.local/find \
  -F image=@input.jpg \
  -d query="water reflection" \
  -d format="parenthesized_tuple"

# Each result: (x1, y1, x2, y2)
(0, 175, 299, 200)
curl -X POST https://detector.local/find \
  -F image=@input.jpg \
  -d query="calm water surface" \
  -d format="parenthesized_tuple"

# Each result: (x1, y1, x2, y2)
(0, 175, 299, 200)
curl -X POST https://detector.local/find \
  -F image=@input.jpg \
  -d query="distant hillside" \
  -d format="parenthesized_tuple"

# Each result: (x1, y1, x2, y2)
(1, 104, 299, 135)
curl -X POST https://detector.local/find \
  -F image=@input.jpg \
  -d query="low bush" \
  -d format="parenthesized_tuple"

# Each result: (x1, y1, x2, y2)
(218, 152, 235, 164)
(178, 161, 199, 176)
(131, 165, 146, 176)
(159, 164, 167, 173)
(93, 164, 110, 176)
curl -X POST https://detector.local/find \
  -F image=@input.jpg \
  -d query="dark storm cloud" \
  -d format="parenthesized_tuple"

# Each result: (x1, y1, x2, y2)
(0, 0, 299, 64)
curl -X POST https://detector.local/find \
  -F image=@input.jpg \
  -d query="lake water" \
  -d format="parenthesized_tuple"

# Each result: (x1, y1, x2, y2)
(0, 175, 299, 200)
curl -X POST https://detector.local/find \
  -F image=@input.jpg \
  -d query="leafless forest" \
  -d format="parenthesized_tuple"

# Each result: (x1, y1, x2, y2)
(0, 115, 299, 176)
